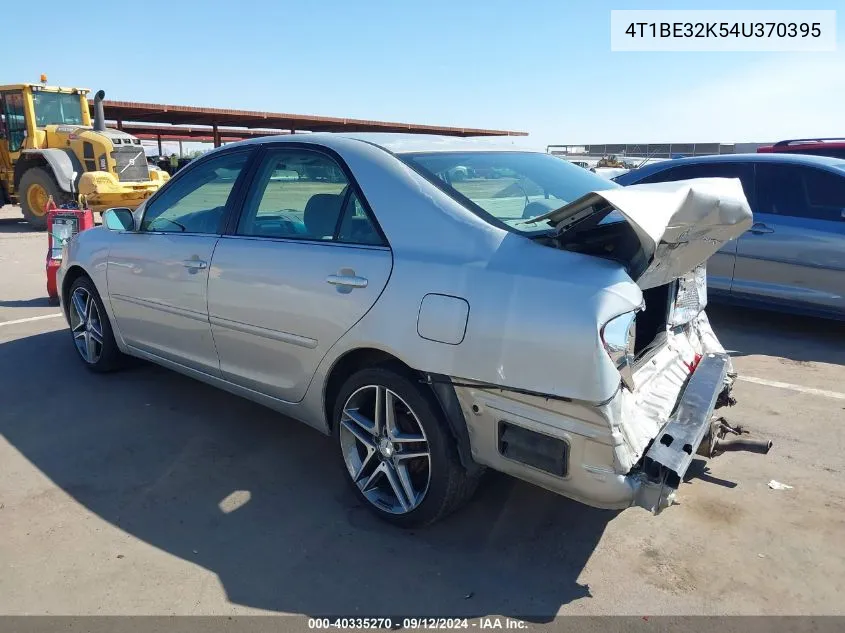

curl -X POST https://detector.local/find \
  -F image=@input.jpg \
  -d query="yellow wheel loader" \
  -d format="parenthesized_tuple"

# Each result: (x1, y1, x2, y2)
(0, 80, 169, 229)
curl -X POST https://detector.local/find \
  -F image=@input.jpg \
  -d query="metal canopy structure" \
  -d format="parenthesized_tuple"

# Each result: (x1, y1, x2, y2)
(119, 123, 284, 145)
(92, 99, 525, 151)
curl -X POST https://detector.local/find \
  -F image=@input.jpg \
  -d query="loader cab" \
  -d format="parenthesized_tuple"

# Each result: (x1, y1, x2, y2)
(0, 85, 92, 154)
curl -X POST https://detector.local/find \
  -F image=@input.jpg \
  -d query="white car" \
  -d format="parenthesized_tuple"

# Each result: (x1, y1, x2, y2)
(57, 133, 770, 527)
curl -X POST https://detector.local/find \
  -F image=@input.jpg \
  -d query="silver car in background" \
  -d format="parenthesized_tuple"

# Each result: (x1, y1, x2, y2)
(57, 133, 769, 527)
(615, 153, 845, 320)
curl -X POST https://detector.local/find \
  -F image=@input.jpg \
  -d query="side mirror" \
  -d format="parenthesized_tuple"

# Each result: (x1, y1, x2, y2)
(103, 207, 135, 231)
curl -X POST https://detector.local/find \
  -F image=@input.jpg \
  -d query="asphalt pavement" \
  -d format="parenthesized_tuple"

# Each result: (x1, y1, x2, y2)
(1, 205, 843, 619)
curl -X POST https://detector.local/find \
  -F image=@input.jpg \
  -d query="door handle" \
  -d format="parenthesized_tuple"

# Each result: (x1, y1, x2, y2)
(749, 223, 774, 235)
(326, 274, 368, 289)
(182, 259, 208, 270)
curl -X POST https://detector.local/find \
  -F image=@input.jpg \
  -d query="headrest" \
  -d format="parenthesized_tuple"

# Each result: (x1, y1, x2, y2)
(303, 193, 343, 238)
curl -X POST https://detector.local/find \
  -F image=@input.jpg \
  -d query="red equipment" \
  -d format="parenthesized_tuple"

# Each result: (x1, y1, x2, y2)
(45, 198, 95, 304)
(757, 138, 845, 159)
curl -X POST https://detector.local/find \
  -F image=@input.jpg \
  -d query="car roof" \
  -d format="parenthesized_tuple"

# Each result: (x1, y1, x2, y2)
(619, 152, 845, 183)
(335, 133, 540, 154)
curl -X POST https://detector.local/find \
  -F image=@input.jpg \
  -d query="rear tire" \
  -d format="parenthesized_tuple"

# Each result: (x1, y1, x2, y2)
(19, 167, 71, 231)
(333, 366, 480, 528)
(67, 276, 124, 373)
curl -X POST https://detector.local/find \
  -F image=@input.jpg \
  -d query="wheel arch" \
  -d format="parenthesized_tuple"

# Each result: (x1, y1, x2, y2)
(61, 265, 91, 318)
(323, 346, 482, 475)
(15, 149, 81, 192)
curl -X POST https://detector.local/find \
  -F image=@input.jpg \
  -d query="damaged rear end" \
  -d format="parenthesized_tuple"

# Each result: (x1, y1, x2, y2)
(550, 179, 772, 511)
(455, 178, 772, 514)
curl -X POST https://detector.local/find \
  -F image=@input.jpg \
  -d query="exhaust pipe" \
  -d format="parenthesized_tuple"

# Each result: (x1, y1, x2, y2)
(93, 90, 106, 132)
(713, 436, 772, 454)
(697, 417, 773, 458)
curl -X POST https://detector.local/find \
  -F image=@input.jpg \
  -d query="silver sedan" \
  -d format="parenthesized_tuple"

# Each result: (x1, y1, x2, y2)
(58, 133, 767, 527)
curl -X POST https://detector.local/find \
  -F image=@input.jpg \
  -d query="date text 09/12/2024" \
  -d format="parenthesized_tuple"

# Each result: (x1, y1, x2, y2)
(307, 618, 529, 629)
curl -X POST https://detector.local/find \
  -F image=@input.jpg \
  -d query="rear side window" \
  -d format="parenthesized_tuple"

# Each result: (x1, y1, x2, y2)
(638, 162, 754, 204)
(337, 193, 384, 245)
(755, 164, 845, 221)
(236, 148, 384, 245)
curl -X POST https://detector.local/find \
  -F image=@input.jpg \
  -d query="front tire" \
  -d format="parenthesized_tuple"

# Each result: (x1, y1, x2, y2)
(333, 366, 479, 528)
(19, 167, 71, 231)
(67, 276, 124, 372)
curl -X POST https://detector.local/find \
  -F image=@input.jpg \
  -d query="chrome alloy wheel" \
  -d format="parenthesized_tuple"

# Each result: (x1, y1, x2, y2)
(339, 385, 432, 514)
(69, 287, 104, 364)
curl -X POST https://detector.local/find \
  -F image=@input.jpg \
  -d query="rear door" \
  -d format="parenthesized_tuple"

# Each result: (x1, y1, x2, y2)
(637, 161, 755, 294)
(207, 146, 392, 402)
(732, 163, 845, 314)
(107, 149, 252, 374)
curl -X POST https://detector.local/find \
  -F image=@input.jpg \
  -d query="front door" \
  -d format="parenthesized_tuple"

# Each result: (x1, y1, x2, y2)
(1, 91, 27, 188)
(732, 163, 845, 314)
(106, 149, 252, 375)
(207, 147, 392, 402)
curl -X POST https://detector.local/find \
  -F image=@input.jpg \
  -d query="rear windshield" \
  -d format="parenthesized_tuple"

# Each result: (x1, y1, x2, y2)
(399, 151, 618, 233)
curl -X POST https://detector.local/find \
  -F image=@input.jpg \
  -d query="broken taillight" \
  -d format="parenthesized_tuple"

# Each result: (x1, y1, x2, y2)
(684, 353, 703, 373)
(601, 311, 637, 391)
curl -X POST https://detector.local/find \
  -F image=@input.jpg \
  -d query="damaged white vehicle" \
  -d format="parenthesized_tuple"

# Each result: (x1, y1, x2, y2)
(57, 133, 772, 527)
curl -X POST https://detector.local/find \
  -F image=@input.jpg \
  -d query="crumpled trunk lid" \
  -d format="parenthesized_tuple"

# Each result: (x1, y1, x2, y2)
(531, 178, 753, 289)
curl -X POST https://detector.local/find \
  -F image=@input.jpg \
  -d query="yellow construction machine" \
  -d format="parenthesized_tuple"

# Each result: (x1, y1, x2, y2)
(0, 77, 169, 229)
(595, 155, 627, 169)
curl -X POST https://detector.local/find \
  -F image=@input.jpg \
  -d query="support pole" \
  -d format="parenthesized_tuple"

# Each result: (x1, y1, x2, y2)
(213, 124, 221, 148)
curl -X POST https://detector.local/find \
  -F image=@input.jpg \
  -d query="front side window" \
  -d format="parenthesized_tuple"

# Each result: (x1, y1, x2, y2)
(32, 91, 84, 126)
(400, 151, 617, 234)
(237, 149, 383, 245)
(141, 151, 249, 234)
(756, 164, 845, 221)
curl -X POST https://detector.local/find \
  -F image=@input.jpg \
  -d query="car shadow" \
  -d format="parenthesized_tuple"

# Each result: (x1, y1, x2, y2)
(0, 297, 55, 308)
(0, 329, 615, 621)
(683, 459, 737, 489)
(0, 214, 38, 234)
(707, 303, 845, 366)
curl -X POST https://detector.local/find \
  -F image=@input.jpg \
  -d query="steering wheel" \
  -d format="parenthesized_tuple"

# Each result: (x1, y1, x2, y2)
(148, 216, 186, 232)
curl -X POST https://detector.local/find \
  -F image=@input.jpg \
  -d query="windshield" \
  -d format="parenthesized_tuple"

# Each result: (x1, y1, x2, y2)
(400, 151, 619, 233)
(32, 91, 84, 126)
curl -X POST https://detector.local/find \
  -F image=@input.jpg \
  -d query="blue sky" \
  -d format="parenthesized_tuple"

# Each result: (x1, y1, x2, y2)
(8, 0, 844, 149)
